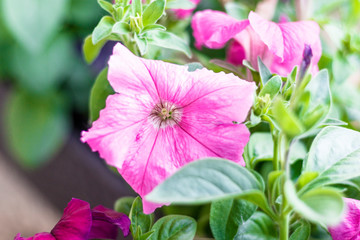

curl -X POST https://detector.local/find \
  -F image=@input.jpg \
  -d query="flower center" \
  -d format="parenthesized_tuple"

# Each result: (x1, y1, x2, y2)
(149, 101, 182, 128)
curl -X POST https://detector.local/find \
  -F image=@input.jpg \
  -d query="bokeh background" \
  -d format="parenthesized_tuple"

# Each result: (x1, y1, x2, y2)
(0, 0, 359, 239)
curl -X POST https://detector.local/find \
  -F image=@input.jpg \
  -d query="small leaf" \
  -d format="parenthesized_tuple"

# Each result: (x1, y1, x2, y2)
(89, 67, 115, 122)
(244, 132, 273, 168)
(132, 0, 142, 16)
(186, 62, 203, 72)
(284, 180, 345, 226)
(129, 197, 154, 236)
(92, 16, 115, 44)
(210, 199, 256, 240)
(258, 57, 272, 86)
(97, 0, 114, 14)
(259, 75, 282, 99)
(5, 90, 69, 168)
(149, 215, 197, 240)
(142, 0, 165, 26)
(114, 197, 135, 216)
(297, 172, 319, 190)
(289, 221, 310, 240)
(272, 98, 304, 138)
(166, 0, 195, 9)
(234, 212, 278, 240)
(2, 0, 68, 53)
(83, 35, 107, 64)
(141, 24, 166, 34)
(134, 34, 148, 56)
(112, 21, 131, 35)
(147, 31, 191, 58)
(146, 158, 263, 205)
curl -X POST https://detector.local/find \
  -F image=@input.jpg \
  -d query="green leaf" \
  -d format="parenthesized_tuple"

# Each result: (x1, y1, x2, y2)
(2, 0, 68, 53)
(258, 57, 272, 86)
(132, 0, 142, 16)
(114, 197, 135, 216)
(186, 62, 203, 72)
(224, 2, 249, 20)
(166, 0, 195, 9)
(244, 132, 273, 168)
(97, 0, 114, 14)
(302, 69, 331, 127)
(234, 212, 278, 240)
(92, 16, 115, 44)
(134, 34, 148, 56)
(304, 126, 360, 172)
(141, 24, 166, 34)
(284, 180, 345, 226)
(112, 21, 131, 35)
(272, 98, 304, 138)
(83, 35, 107, 64)
(259, 75, 282, 99)
(289, 221, 310, 240)
(149, 215, 197, 240)
(89, 67, 115, 122)
(11, 34, 74, 93)
(142, 0, 165, 26)
(146, 158, 263, 205)
(210, 199, 256, 240)
(5, 90, 69, 168)
(147, 31, 191, 58)
(297, 172, 319, 190)
(129, 197, 154, 236)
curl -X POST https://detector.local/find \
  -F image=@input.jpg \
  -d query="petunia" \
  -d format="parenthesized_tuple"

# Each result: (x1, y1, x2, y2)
(172, 0, 201, 19)
(81, 43, 255, 214)
(328, 198, 360, 240)
(14, 198, 130, 240)
(192, 10, 322, 77)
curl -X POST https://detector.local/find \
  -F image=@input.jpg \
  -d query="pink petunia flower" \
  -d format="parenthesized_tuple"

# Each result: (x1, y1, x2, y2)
(192, 10, 322, 77)
(328, 198, 360, 240)
(14, 198, 130, 240)
(81, 43, 255, 214)
(173, 0, 201, 19)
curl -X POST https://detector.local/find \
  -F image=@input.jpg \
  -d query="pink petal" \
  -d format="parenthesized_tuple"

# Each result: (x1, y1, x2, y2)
(248, 11, 321, 76)
(276, 20, 322, 76)
(51, 198, 92, 240)
(226, 40, 246, 66)
(329, 198, 360, 240)
(173, 0, 200, 19)
(248, 11, 284, 60)
(192, 10, 249, 49)
(107, 43, 159, 102)
(81, 92, 154, 168)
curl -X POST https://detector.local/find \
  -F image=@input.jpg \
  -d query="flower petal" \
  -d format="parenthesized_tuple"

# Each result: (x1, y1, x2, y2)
(14, 233, 55, 240)
(81, 92, 153, 168)
(173, 0, 200, 19)
(226, 40, 246, 66)
(329, 198, 360, 240)
(108, 43, 159, 101)
(51, 198, 92, 240)
(88, 205, 131, 239)
(248, 11, 284, 60)
(192, 10, 249, 49)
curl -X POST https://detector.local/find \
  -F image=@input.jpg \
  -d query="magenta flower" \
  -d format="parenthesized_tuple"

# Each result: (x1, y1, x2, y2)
(328, 198, 360, 240)
(14, 198, 130, 240)
(192, 10, 322, 77)
(173, 0, 201, 19)
(81, 43, 255, 213)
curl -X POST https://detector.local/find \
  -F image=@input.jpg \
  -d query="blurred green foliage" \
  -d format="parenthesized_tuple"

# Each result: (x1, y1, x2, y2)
(0, 0, 103, 167)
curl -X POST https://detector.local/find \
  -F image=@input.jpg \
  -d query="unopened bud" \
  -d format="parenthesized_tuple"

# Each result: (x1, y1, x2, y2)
(299, 44, 313, 81)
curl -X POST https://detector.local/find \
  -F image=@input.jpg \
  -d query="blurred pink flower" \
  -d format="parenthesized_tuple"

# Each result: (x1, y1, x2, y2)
(14, 198, 130, 240)
(173, 0, 201, 19)
(328, 198, 360, 240)
(81, 43, 255, 214)
(192, 10, 322, 76)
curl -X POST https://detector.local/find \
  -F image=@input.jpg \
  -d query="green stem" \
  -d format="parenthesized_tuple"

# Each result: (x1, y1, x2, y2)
(279, 212, 289, 240)
(272, 132, 280, 171)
